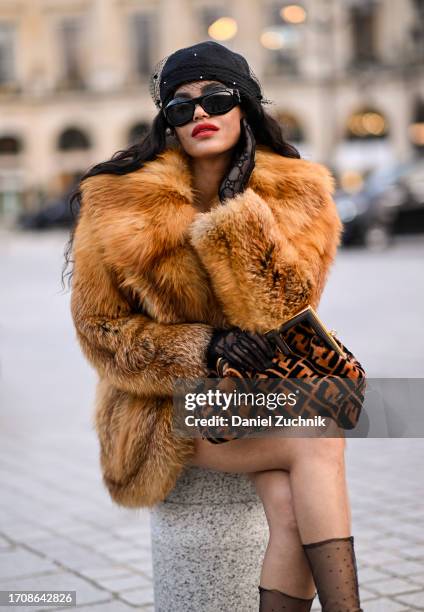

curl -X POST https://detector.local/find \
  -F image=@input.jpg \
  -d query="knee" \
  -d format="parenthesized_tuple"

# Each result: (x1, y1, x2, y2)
(291, 436, 346, 468)
(308, 436, 346, 466)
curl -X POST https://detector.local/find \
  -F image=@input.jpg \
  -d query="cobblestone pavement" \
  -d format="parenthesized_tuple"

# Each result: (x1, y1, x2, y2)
(0, 229, 423, 611)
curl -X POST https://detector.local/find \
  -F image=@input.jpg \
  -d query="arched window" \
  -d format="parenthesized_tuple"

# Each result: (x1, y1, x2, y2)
(345, 108, 389, 140)
(0, 135, 22, 155)
(275, 111, 304, 142)
(57, 127, 91, 151)
(128, 122, 150, 145)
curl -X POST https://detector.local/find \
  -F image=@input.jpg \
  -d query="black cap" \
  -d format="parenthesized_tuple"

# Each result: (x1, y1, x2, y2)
(150, 41, 263, 109)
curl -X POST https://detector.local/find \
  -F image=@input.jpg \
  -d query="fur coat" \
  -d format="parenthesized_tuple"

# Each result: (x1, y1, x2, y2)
(70, 144, 342, 508)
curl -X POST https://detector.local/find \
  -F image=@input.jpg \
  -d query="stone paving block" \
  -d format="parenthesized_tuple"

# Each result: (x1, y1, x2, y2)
(354, 527, 384, 541)
(0, 571, 110, 607)
(53, 553, 115, 575)
(77, 564, 136, 581)
(365, 577, 423, 596)
(0, 535, 13, 551)
(50, 524, 105, 540)
(132, 556, 152, 573)
(24, 536, 76, 554)
(45, 520, 91, 533)
(403, 510, 424, 521)
(409, 573, 424, 587)
(364, 549, 405, 565)
(30, 519, 74, 533)
(360, 586, 383, 602)
(0, 547, 57, 580)
(122, 543, 150, 557)
(119, 536, 152, 549)
(381, 560, 424, 577)
(117, 586, 154, 607)
(0, 506, 16, 522)
(311, 594, 380, 612)
(127, 532, 152, 543)
(392, 524, 424, 539)
(94, 572, 151, 593)
(27, 540, 108, 569)
(60, 533, 114, 548)
(359, 565, 393, 584)
(400, 545, 424, 559)
(22, 529, 61, 543)
(126, 561, 153, 579)
(0, 521, 42, 541)
(394, 590, 424, 609)
(90, 539, 137, 554)
(103, 547, 148, 563)
(380, 536, 417, 550)
(112, 523, 151, 539)
(42, 541, 106, 560)
(360, 598, 410, 611)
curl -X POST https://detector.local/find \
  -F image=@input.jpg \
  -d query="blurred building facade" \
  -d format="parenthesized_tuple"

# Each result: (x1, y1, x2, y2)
(0, 0, 423, 222)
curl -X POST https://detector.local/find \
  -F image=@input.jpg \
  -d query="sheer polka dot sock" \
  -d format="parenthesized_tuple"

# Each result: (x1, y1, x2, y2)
(302, 536, 363, 612)
(258, 586, 316, 611)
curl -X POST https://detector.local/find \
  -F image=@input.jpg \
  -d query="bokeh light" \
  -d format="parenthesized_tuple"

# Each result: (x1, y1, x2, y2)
(408, 122, 424, 145)
(340, 170, 365, 193)
(347, 110, 388, 138)
(260, 28, 286, 49)
(208, 17, 238, 41)
(280, 4, 307, 24)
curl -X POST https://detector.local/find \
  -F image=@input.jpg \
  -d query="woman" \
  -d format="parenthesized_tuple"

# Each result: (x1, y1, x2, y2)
(64, 41, 363, 612)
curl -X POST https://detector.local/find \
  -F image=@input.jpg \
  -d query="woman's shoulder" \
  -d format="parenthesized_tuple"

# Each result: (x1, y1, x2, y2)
(252, 146, 338, 226)
(254, 145, 335, 198)
(79, 147, 193, 214)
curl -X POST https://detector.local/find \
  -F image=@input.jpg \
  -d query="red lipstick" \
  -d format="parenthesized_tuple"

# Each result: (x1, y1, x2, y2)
(192, 123, 219, 137)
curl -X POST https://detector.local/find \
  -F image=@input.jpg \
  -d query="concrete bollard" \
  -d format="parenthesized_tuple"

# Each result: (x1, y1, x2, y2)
(150, 466, 269, 612)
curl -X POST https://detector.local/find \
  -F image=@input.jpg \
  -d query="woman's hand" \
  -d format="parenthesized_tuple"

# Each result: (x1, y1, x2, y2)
(207, 327, 275, 372)
(218, 118, 256, 204)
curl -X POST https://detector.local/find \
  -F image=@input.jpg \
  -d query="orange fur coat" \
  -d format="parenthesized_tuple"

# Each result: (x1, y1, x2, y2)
(70, 144, 342, 508)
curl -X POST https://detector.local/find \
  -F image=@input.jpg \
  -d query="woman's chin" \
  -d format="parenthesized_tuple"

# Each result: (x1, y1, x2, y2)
(184, 140, 234, 159)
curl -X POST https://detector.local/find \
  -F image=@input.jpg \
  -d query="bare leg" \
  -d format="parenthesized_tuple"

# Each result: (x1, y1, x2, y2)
(189, 423, 351, 544)
(189, 425, 362, 610)
(247, 470, 316, 599)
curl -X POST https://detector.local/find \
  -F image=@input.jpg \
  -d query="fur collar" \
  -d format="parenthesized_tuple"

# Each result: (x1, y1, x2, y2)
(117, 143, 336, 209)
(81, 144, 337, 278)
(82, 144, 335, 216)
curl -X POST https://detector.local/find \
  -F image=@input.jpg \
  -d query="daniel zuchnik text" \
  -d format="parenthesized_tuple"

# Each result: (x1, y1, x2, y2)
(185, 414, 328, 427)
(183, 389, 328, 428)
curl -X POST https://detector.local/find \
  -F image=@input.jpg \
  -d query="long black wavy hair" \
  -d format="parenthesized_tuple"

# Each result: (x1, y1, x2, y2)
(61, 91, 300, 292)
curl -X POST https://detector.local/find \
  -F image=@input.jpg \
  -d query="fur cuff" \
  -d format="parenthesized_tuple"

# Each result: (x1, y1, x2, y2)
(189, 188, 314, 333)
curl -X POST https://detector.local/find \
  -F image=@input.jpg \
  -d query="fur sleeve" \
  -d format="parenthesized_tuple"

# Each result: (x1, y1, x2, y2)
(70, 204, 213, 397)
(189, 180, 342, 333)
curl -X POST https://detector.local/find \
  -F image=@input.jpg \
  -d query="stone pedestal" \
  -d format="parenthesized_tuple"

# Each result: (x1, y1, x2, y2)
(150, 466, 268, 612)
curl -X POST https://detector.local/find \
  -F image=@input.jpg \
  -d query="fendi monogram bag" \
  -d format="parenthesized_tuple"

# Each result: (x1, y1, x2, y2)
(199, 306, 367, 444)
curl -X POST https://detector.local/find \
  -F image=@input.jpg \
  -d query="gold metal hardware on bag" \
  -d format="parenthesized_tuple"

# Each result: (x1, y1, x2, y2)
(264, 305, 346, 358)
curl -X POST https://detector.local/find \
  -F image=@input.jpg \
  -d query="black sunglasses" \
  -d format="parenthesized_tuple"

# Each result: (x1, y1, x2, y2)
(163, 88, 241, 127)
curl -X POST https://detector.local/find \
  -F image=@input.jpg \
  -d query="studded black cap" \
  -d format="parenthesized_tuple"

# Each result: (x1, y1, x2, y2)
(149, 40, 264, 110)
